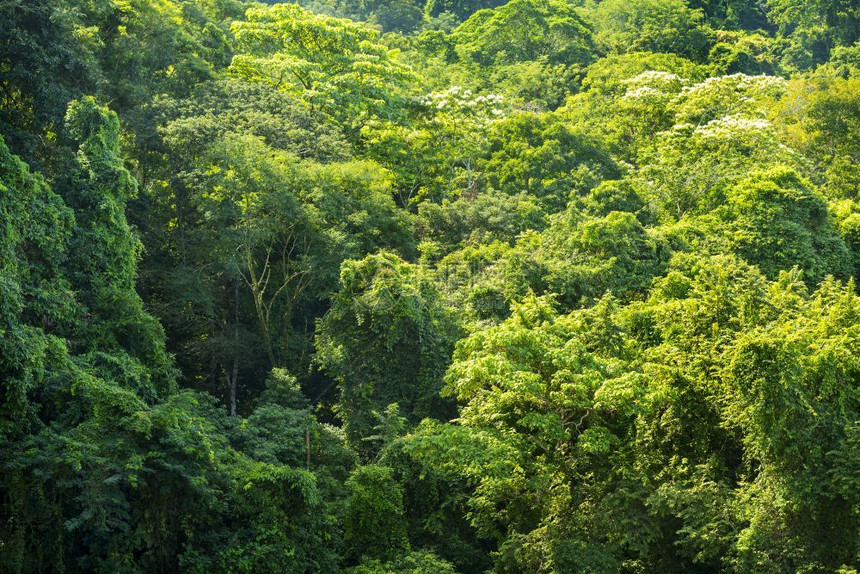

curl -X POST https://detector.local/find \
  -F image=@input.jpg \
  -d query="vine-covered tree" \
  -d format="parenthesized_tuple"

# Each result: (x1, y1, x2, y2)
(1, 0, 859, 571)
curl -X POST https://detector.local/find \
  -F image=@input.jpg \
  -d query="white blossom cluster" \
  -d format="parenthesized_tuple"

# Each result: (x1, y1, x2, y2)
(624, 70, 685, 90)
(419, 86, 505, 117)
(621, 71, 687, 105)
(623, 86, 668, 100)
(692, 114, 773, 139)
(679, 73, 787, 100)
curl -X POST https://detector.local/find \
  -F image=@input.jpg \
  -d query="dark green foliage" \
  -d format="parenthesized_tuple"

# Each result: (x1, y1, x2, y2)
(218, 461, 338, 573)
(708, 31, 781, 75)
(61, 97, 176, 400)
(766, 0, 859, 68)
(0, 135, 74, 437)
(348, 549, 458, 573)
(0, 0, 99, 168)
(382, 431, 496, 572)
(426, 0, 508, 21)
(2, 0, 859, 571)
(370, 0, 425, 33)
(316, 252, 460, 456)
(416, 189, 546, 250)
(344, 465, 409, 562)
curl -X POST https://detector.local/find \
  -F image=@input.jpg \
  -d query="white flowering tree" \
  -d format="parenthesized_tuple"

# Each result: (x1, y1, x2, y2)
(424, 87, 506, 197)
(633, 73, 796, 220)
(364, 86, 507, 205)
(558, 53, 705, 159)
(670, 73, 787, 125)
(643, 116, 797, 219)
(614, 70, 690, 150)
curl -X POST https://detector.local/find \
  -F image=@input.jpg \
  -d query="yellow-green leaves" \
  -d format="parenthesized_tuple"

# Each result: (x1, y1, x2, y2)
(230, 3, 415, 127)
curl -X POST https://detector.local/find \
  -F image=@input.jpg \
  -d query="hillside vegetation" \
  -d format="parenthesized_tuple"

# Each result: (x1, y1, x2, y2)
(0, 0, 858, 572)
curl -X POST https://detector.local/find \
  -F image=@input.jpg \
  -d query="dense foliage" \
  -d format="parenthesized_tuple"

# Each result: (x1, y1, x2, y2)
(1, 0, 858, 572)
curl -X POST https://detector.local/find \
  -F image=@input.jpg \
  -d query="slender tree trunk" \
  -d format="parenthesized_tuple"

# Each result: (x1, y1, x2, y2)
(247, 246, 277, 367)
(229, 279, 240, 417)
(229, 356, 238, 417)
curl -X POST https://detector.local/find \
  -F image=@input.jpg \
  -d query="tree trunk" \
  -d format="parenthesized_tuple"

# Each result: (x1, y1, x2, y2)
(229, 279, 240, 416)
(229, 355, 238, 417)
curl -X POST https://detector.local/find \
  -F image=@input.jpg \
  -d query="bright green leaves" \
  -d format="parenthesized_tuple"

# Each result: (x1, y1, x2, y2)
(434, 295, 650, 570)
(454, 206, 666, 315)
(154, 78, 351, 162)
(3, 0, 860, 571)
(347, 549, 458, 573)
(673, 72, 787, 125)
(718, 167, 853, 283)
(302, 159, 416, 267)
(365, 86, 619, 212)
(430, 253, 860, 571)
(364, 86, 507, 205)
(561, 53, 704, 160)
(618, 74, 792, 221)
(481, 111, 619, 212)
(776, 74, 860, 200)
(451, 0, 595, 67)
(535, 210, 667, 307)
(222, 460, 335, 573)
(588, 0, 712, 61)
(230, 3, 415, 128)
(316, 252, 459, 457)
(716, 277, 860, 570)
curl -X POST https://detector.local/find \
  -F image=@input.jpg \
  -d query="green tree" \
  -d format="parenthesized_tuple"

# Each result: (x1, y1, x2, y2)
(0, 0, 99, 168)
(718, 167, 853, 284)
(0, 135, 74, 438)
(230, 3, 415, 130)
(413, 256, 860, 572)
(587, 0, 713, 61)
(344, 464, 409, 562)
(365, 86, 506, 205)
(766, 0, 859, 68)
(369, 0, 424, 33)
(480, 111, 619, 212)
(451, 0, 595, 66)
(133, 78, 352, 411)
(61, 97, 176, 400)
(348, 550, 458, 573)
(560, 52, 704, 159)
(426, 0, 507, 21)
(775, 74, 860, 200)
(316, 252, 460, 456)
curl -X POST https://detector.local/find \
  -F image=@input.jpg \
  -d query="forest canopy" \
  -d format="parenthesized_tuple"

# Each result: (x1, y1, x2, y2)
(0, 0, 858, 572)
